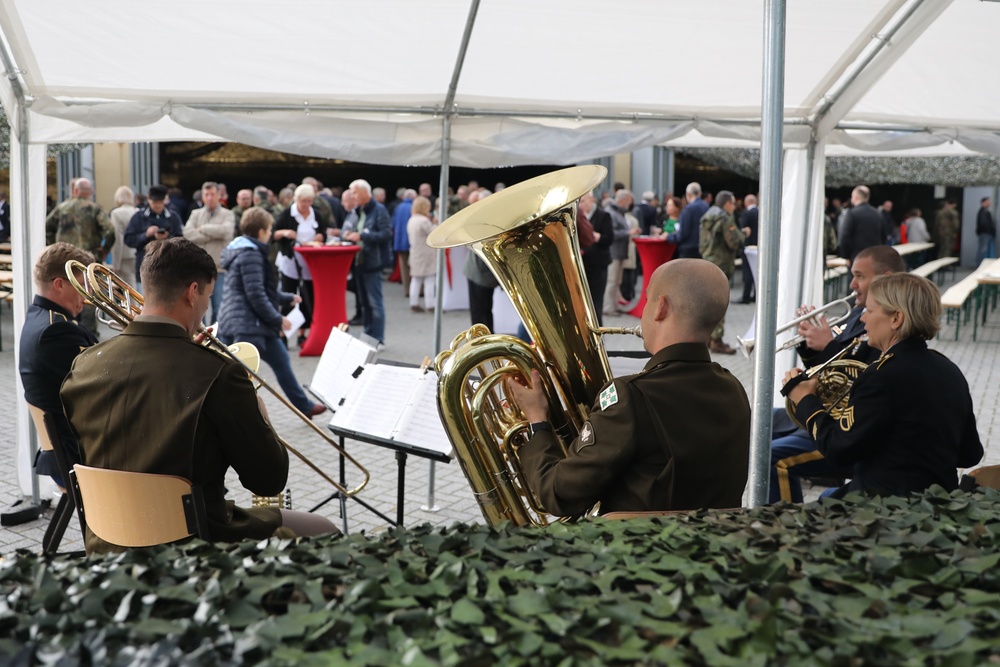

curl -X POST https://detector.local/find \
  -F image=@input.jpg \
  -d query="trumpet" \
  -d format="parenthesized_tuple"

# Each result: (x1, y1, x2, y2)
(736, 293, 856, 359)
(64, 260, 370, 501)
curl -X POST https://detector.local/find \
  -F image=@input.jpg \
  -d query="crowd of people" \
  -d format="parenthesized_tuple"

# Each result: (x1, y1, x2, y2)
(20, 169, 988, 553)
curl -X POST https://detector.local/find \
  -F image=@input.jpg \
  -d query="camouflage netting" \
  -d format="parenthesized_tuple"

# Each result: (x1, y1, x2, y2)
(680, 147, 1000, 187)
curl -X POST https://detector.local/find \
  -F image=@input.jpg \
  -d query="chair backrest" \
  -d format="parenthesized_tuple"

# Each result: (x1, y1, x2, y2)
(27, 403, 54, 452)
(70, 464, 208, 548)
(969, 465, 1000, 491)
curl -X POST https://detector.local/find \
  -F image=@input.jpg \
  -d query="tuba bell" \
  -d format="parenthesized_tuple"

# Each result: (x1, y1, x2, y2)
(429, 165, 637, 527)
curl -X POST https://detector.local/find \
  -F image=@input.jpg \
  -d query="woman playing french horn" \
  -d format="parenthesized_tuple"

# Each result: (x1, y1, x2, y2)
(784, 273, 983, 498)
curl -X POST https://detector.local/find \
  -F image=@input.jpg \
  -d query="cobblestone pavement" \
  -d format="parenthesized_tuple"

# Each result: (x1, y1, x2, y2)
(1, 268, 997, 554)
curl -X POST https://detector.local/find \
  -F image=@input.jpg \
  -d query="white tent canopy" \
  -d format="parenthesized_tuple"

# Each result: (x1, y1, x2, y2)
(3, 0, 999, 503)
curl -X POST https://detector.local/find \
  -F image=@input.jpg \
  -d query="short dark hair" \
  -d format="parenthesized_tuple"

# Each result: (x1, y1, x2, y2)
(240, 207, 274, 238)
(140, 238, 217, 305)
(855, 245, 905, 274)
(34, 243, 95, 291)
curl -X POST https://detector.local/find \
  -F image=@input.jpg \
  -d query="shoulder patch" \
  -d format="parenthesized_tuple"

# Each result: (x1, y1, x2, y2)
(598, 384, 619, 410)
(575, 421, 596, 453)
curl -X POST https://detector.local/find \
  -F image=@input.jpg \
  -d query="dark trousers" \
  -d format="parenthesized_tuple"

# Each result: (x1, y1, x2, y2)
(621, 268, 636, 302)
(279, 275, 314, 330)
(585, 263, 608, 327)
(468, 280, 495, 332)
(741, 253, 755, 302)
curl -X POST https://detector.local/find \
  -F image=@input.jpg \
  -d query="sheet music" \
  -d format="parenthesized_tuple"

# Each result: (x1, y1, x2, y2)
(329, 364, 453, 457)
(310, 328, 376, 408)
(608, 354, 650, 377)
(329, 365, 418, 439)
(392, 372, 452, 456)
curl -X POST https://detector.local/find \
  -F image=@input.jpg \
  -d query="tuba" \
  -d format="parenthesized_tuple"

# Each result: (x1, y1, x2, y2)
(429, 165, 639, 527)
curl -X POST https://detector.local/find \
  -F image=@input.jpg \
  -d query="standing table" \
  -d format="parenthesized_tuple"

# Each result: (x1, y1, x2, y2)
(627, 237, 677, 317)
(295, 244, 361, 357)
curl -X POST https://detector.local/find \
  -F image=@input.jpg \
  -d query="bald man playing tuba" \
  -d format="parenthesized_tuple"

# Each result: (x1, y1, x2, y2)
(507, 259, 751, 516)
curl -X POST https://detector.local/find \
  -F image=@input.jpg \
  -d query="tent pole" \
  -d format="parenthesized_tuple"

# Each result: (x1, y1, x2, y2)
(748, 0, 787, 508)
(0, 38, 44, 515)
(433, 116, 451, 357)
(796, 140, 817, 310)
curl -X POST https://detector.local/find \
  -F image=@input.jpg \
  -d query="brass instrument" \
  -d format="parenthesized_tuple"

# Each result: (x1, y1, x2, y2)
(781, 338, 868, 430)
(737, 293, 856, 359)
(64, 260, 370, 504)
(429, 165, 641, 527)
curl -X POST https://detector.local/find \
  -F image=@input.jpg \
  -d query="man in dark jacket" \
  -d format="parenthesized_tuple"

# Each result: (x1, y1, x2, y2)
(343, 179, 392, 348)
(580, 193, 614, 326)
(838, 185, 884, 262)
(19, 243, 98, 486)
(124, 184, 184, 291)
(976, 196, 996, 264)
(218, 208, 325, 418)
(737, 194, 759, 303)
(667, 182, 708, 258)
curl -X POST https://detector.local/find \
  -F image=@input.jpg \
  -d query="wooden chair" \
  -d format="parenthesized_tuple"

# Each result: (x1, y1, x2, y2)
(27, 404, 79, 556)
(69, 465, 210, 550)
(966, 465, 1000, 491)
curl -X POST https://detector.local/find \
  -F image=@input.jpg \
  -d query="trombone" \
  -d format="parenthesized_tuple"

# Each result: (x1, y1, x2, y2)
(736, 293, 856, 359)
(64, 260, 370, 499)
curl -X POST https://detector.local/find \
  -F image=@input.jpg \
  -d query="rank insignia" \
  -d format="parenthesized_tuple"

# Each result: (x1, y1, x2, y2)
(576, 421, 596, 452)
(599, 385, 618, 410)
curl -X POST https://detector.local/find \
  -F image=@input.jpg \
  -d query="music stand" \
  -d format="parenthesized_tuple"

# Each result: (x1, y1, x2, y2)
(306, 359, 453, 533)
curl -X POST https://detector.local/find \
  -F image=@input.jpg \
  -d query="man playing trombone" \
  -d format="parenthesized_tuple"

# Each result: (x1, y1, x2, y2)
(61, 238, 338, 554)
(769, 245, 905, 503)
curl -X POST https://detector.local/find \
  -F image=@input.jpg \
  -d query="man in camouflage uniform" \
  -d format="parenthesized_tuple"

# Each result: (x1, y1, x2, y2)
(44, 177, 114, 338)
(698, 190, 748, 354)
(253, 186, 280, 218)
(45, 178, 114, 259)
(936, 199, 960, 259)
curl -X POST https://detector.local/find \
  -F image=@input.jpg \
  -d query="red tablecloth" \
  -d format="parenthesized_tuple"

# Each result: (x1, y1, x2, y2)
(294, 245, 360, 356)
(628, 237, 678, 317)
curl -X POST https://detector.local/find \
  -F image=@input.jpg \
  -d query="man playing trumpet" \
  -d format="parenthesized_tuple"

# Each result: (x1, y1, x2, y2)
(61, 238, 338, 554)
(769, 245, 905, 503)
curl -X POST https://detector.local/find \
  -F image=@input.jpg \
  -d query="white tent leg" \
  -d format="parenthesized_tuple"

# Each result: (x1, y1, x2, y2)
(11, 116, 51, 500)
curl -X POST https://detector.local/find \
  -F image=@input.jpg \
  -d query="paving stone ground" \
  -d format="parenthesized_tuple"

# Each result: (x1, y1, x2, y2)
(1, 267, 997, 554)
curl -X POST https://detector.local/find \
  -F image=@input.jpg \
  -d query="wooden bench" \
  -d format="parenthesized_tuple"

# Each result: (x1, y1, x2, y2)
(911, 257, 958, 285)
(941, 259, 993, 340)
(823, 266, 849, 303)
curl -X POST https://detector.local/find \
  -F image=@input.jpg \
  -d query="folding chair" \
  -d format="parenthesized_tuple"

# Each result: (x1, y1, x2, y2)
(69, 464, 210, 552)
(27, 404, 78, 556)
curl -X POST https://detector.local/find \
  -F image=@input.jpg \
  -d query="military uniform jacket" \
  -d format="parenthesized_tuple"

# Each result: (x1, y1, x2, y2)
(698, 206, 745, 277)
(519, 343, 751, 516)
(19, 296, 99, 476)
(44, 197, 115, 259)
(794, 337, 983, 497)
(61, 318, 289, 554)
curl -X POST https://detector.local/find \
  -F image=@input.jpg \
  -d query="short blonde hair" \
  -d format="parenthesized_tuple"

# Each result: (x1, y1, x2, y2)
(411, 196, 431, 217)
(113, 185, 135, 208)
(867, 273, 941, 341)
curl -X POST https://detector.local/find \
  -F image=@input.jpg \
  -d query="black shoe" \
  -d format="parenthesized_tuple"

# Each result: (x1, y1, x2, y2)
(297, 333, 307, 347)
(732, 298, 751, 304)
(348, 317, 363, 326)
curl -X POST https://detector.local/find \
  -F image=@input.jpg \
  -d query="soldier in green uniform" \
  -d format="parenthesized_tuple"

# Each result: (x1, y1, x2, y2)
(507, 259, 751, 516)
(935, 199, 960, 258)
(44, 177, 114, 338)
(44, 177, 114, 259)
(697, 190, 748, 354)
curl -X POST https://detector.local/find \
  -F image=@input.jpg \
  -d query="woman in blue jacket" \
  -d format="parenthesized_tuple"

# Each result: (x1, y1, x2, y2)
(218, 208, 325, 418)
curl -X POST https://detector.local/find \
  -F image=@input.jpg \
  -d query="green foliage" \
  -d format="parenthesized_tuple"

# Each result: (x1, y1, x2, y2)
(2, 487, 1000, 665)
